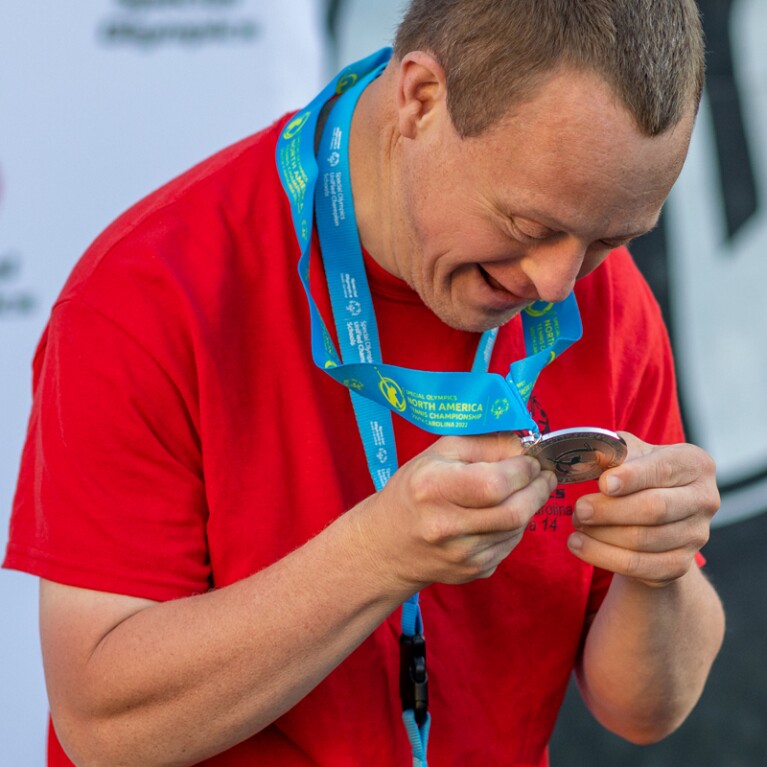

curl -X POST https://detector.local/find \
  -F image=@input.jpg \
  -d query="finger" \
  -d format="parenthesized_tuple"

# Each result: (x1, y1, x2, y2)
(570, 515, 710, 554)
(431, 529, 527, 584)
(429, 474, 554, 579)
(428, 432, 527, 464)
(461, 533, 528, 580)
(573, 487, 698, 527)
(461, 471, 557, 534)
(598, 439, 716, 499)
(422, 470, 555, 548)
(567, 531, 699, 585)
(434, 454, 544, 509)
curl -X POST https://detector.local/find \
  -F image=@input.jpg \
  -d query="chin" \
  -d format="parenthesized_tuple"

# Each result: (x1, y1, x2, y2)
(430, 302, 523, 333)
(411, 272, 525, 332)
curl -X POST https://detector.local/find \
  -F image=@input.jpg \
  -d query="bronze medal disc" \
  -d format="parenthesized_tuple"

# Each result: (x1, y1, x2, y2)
(526, 427, 627, 484)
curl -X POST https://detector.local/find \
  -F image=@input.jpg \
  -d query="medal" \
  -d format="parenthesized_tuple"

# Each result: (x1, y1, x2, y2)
(526, 427, 627, 484)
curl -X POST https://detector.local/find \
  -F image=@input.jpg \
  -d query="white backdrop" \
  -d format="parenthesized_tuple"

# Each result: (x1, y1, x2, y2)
(0, 1, 326, 763)
(667, 0, 767, 523)
(2, 0, 767, 763)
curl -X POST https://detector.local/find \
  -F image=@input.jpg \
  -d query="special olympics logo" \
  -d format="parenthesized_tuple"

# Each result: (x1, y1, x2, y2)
(490, 398, 510, 419)
(377, 373, 407, 413)
(335, 72, 358, 94)
(524, 302, 554, 318)
(327, 151, 340, 168)
(346, 300, 361, 316)
(282, 111, 311, 140)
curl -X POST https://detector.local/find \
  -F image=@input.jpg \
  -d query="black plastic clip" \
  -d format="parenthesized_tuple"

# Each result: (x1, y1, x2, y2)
(399, 632, 429, 724)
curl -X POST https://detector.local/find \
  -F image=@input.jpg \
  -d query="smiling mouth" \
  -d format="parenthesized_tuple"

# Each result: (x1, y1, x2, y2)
(478, 265, 510, 294)
(477, 265, 536, 312)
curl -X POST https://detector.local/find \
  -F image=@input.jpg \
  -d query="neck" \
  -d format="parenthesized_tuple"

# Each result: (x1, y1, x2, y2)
(348, 64, 403, 279)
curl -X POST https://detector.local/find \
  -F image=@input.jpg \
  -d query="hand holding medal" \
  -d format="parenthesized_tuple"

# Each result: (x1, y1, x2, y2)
(564, 432, 718, 587)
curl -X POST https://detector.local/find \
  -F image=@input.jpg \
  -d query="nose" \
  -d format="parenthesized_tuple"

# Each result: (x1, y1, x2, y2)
(521, 236, 587, 304)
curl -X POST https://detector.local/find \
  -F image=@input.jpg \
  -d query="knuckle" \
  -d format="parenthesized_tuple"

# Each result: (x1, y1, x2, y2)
(663, 551, 690, 582)
(644, 490, 670, 524)
(696, 446, 718, 477)
(462, 559, 488, 579)
(449, 548, 487, 580)
(535, 475, 557, 505)
(656, 491, 673, 523)
(699, 484, 721, 517)
(623, 549, 644, 578)
(409, 465, 441, 506)
(452, 540, 479, 566)
(420, 513, 457, 546)
(476, 564, 499, 580)
(479, 470, 507, 502)
(502, 500, 529, 532)
(631, 525, 653, 551)
(654, 455, 675, 487)
(691, 521, 710, 551)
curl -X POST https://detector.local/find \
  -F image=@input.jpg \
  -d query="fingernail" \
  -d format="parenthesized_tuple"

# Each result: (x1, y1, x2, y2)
(568, 533, 584, 551)
(576, 500, 593, 521)
(605, 475, 621, 495)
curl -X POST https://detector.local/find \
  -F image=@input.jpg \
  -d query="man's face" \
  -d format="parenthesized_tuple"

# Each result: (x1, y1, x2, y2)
(391, 68, 694, 332)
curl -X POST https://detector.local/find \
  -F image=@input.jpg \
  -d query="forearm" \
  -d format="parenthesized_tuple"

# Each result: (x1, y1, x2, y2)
(46, 502, 411, 767)
(576, 565, 724, 744)
(43, 434, 550, 767)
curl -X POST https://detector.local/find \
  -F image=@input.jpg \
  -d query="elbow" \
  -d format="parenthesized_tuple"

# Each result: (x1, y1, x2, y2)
(52, 710, 147, 767)
(585, 696, 695, 747)
(52, 718, 110, 767)
(611, 715, 687, 746)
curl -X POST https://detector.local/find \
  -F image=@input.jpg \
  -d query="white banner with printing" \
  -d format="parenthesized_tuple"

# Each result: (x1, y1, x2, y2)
(0, 2, 326, 762)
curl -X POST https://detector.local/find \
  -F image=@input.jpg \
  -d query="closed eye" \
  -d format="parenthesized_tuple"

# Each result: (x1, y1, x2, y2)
(508, 216, 558, 242)
(597, 237, 632, 249)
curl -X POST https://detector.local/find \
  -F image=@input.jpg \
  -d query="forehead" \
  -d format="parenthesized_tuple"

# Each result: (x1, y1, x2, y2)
(463, 69, 693, 237)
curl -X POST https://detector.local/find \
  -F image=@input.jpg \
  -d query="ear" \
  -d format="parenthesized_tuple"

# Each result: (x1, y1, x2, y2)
(396, 51, 449, 140)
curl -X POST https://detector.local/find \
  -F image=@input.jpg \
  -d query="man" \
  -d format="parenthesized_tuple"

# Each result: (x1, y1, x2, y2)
(3, 1, 724, 765)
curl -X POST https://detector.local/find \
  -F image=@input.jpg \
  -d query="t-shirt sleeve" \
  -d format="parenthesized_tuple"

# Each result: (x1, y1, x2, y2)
(3, 298, 211, 601)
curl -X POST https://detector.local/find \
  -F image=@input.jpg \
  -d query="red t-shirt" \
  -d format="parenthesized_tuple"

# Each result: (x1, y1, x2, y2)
(4, 115, 684, 767)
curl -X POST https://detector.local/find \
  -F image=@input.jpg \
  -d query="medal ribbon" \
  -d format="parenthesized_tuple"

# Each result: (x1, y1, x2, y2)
(276, 47, 583, 767)
(277, 49, 582, 444)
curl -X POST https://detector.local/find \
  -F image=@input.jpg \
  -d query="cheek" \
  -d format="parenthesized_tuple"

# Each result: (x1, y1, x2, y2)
(578, 247, 612, 280)
(399, 166, 511, 263)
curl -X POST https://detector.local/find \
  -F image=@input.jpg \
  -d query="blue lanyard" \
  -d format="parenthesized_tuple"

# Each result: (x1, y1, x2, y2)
(276, 49, 582, 443)
(276, 48, 583, 767)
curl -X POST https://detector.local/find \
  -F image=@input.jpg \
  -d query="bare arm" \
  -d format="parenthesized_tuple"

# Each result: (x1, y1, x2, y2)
(41, 433, 555, 767)
(569, 435, 725, 743)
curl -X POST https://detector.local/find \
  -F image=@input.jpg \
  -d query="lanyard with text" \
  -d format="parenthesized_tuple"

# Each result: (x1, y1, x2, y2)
(276, 47, 582, 767)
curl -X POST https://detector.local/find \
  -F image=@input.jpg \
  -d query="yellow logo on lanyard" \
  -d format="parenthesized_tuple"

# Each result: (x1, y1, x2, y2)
(377, 372, 407, 412)
(524, 302, 555, 318)
(335, 72, 359, 95)
(282, 111, 311, 140)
